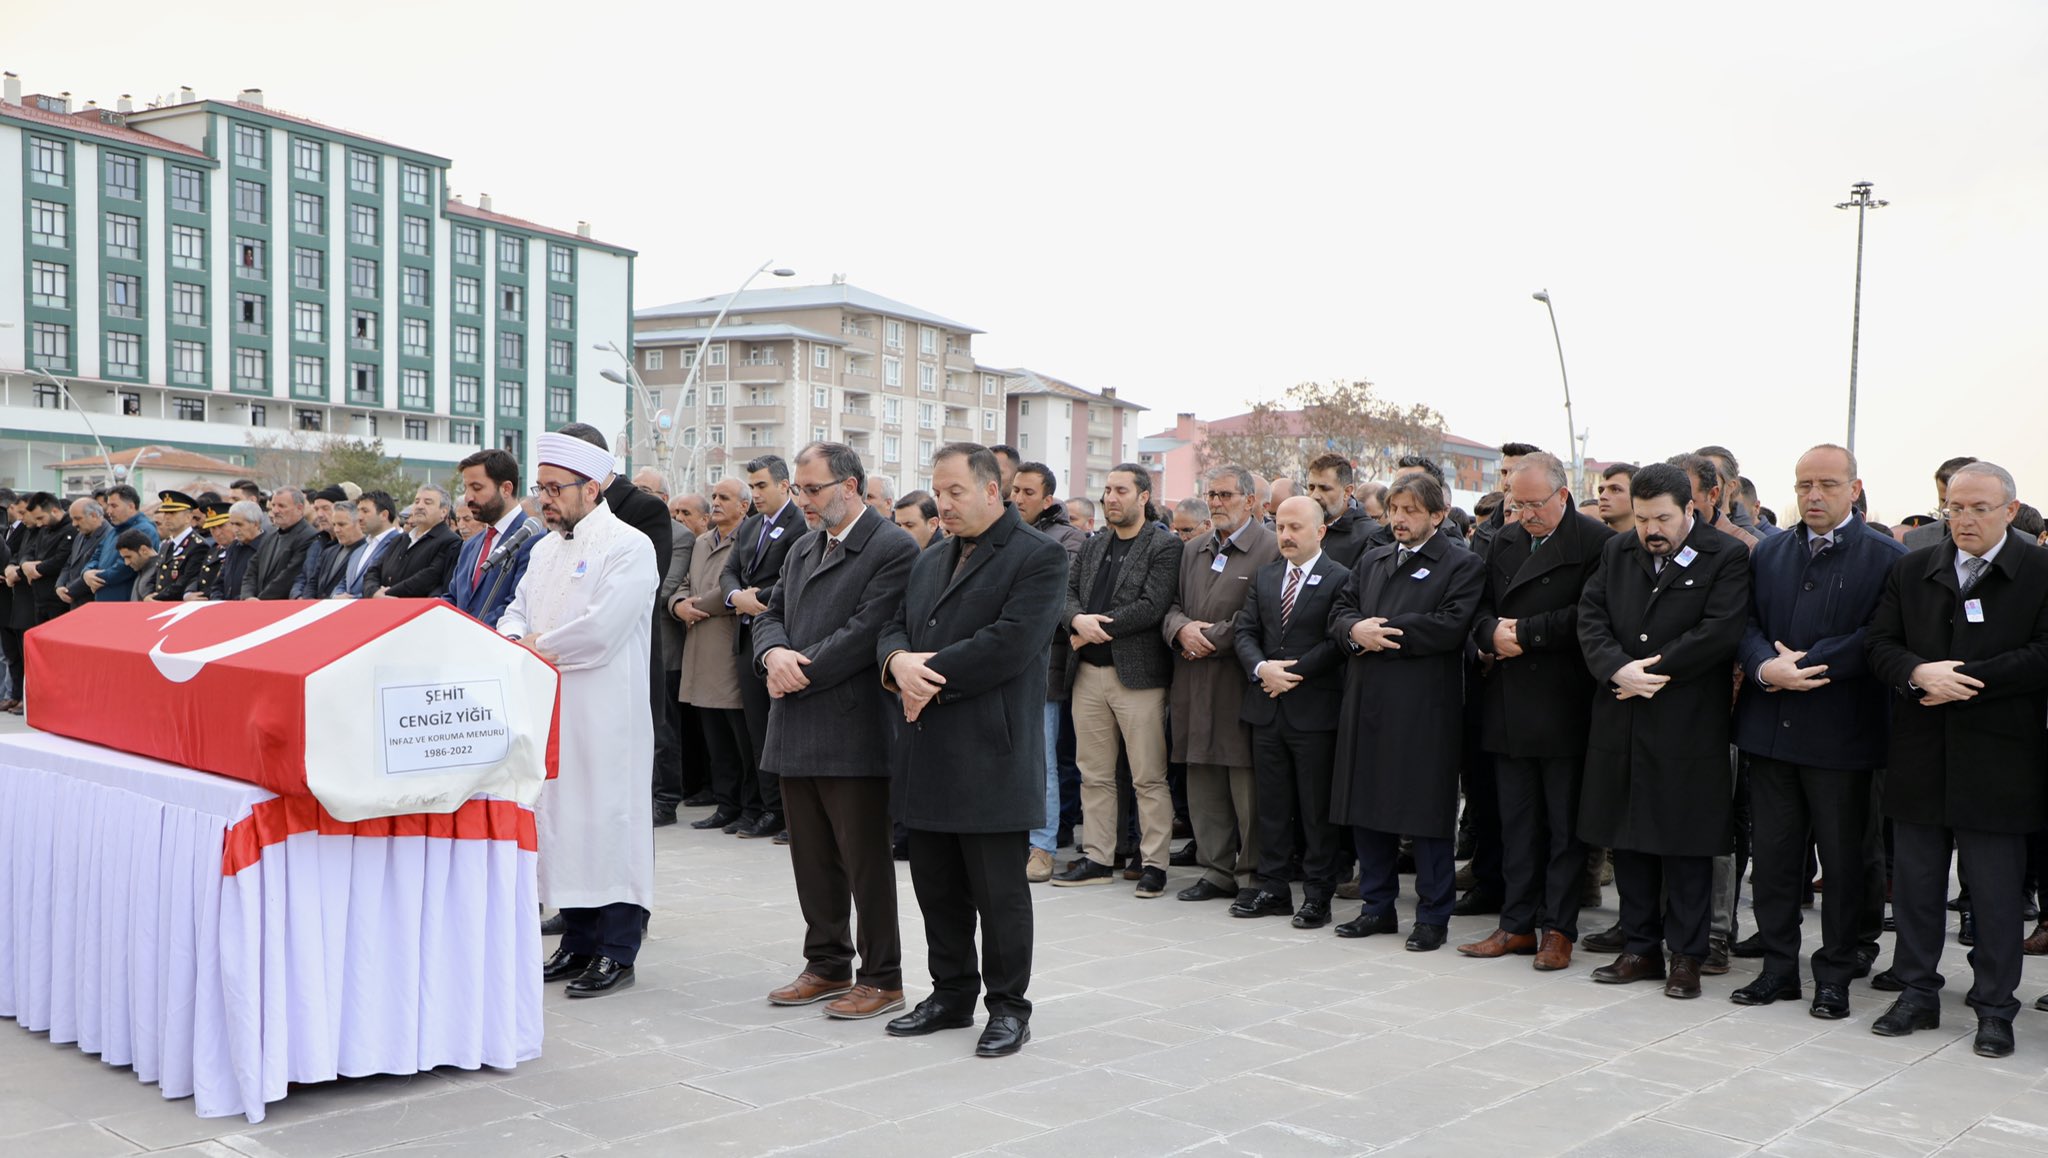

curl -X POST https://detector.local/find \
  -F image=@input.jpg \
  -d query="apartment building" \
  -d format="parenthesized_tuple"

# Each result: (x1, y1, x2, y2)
(632, 280, 1004, 495)
(0, 74, 634, 492)
(999, 368, 1144, 502)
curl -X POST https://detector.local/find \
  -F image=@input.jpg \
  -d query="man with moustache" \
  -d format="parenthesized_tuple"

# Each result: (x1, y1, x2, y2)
(723, 455, 806, 840)
(893, 491, 941, 550)
(668, 493, 715, 808)
(1304, 453, 1381, 569)
(675, 479, 758, 833)
(288, 485, 343, 599)
(1164, 464, 1279, 905)
(755, 442, 918, 1019)
(1328, 474, 1486, 950)
(1577, 463, 1750, 998)
(1232, 496, 1353, 927)
(448, 448, 542, 628)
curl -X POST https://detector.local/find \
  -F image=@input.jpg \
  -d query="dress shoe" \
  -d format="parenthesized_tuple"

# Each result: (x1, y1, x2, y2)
(1731, 931, 1765, 958)
(1580, 923, 1628, 954)
(1451, 888, 1504, 917)
(1336, 880, 1361, 901)
(1334, 911, 1400, 939)
(1870, 999, 1940, 1037)
(1702, 935, 1731, 976)
(2024, 921, 2048, 956)
(1177, 878, 1234, 902)
(1172, 815, 1193, 840)
(540, 911, 567, 937)
(542, 946, 594, 982)
(1975, 1016, 2016, 1058)
(1850, 946, 1878, 979)
(1869, 967, 1905, 992)
(1664, 954, 1703, 999)
(1454, 831, 1476, 862)
(1026, 848, 1054, 883)
(1456, 929, 1538, 958)
(1051, 857, 1114, 886)
(565, 957, 635, 997)
(1949, 891, 1967, 911)
(682, 790, 716, 807)
(692, 808, 740, 831)
(1230, 890, 1293, 918)
(0, 698, 19, 712)
(1405, 924, 1448, 952)
(2034, 993, 2048, 1012)
(773, 830, 791, 845)
(1135, 867, 1166, 898)
(1169, 841, 1200, 867)
(975, 1015, 1030, 1057)
(1591, 952, 1667, 985)
(1811, 983, 1850, 1019)
(1730, 972, 1801, 1006)
(1533, 930, 1573, 972)
(1958, 910, 1975, 946)
(768, 971, 853, 1006)
(885, 998, 974, 1037)
(724, 812, 757, 835)
(1453, 863, 1477, 891)
(1292, 899, 1332, 929)
(737, 812, 782, 839)
(824, 985, 905, 1020)
(652, 804, 678, 828)
(1122, 859, 1145, 881)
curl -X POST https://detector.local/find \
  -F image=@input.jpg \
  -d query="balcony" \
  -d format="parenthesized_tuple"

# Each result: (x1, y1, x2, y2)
(840, 321, 874, 340)
(942, 425, 973, 442)
(732, 405, 783, 425)
(840, 411, 874, 433)
(729, 361, 787, 384)
(944, 348, 975, 370)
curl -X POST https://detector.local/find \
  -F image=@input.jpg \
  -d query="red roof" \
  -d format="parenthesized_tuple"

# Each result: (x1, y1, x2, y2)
(125, 98, 445, 162)
(0, 100, 209, 160)
(1440, 433, 1500, 453)
(444, 200, 633, 255)
(49, 445, 250, 474)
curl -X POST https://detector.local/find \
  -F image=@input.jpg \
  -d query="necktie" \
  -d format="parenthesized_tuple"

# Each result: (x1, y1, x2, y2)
(1961, 555, 1990, 595)
(1396, 547, 1412, 570)
(472, 526, 496, 587)
(824, 535, 841, 559)
(756, 512, 774, 559)
(1809, 534, 1829, 558)
(1531, 535, 1548, 551)
(1280, 565, 1301, 630)
(952, 536, 978, 579)
(1655, 556, 1667, 574)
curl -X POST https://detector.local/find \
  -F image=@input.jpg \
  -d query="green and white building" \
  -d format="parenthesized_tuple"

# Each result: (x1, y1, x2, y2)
(0, 76, 635, 492)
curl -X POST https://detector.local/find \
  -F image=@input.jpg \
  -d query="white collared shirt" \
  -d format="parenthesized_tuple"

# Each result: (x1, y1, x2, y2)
(1284, 550, 1324, 592)
(828, 506, 867, 549)
(1957, 531, 2008, 588)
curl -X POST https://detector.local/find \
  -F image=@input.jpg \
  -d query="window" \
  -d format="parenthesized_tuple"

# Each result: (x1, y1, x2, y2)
(169, 166, 205, 212)
(348, 150, 378, 192)
(709, 424, 725, 446)
(919, 364, 935, 393)
(103, 152, 139, 200)
(885, 319, 903, 349)
(351, 361, 380, 401)
(401, 265, 429, 306)
(453, 226, 479, 265)
(105, 213, 140, 260)
(706, 343, 726, 367)
(105, 273, 140, 318)
(1019, 399, 1031, 416)
(171, 224, 205, 270)
(292, 138, 324, 181)
(497, 379, 523, 415)
(105, 332, 141, 378)
(814, 345, 832, 370)
(28, 136, 66, 186)
(237, 237, 266, 278)
(708, 384, 725, 407)
(232, 124, 266, 169)
(983, 373, 1000, 396)
(293, 300, 324, 340)
(500, 285, 523, 321)
(499, 332, 524, 369)
(920, 327, 937, 355)
(349, 203, 378, 245)
(644, 348, 663, 371)
(884, 397, 901, 424)
(813, 425, 828, 443)
(403, 417, 428, 440)
(349, 256, 379, 297)
(174, 398, 207, 422)
(402, 215, 429, 256)
(292, 191, 323, 235)
(233, 178, 266, 223)
(171, 339, 206, 384)
(293, 246, 323, 290)
(883, 357, 901, 387)
(454, 276, 480, 314)
(813, 386, 829, 409)
(548, 384, 573, 422)
(549, 245, 573, 282)
(32, 383, 63, 409)
(171, 283, 205, 328)
(235, 292, 267, 335)
(1021, 433, 1031, 450)
(401, 368, 429, 408)
(401, 163, 429, 204)
(453, 375, 480, 414)
(883, 435, 900, 463)
(498, 235, 524, 273)
(983, 410, 997, 432)
(30, 201, 67, 248)
(402, 316, 429, 357)
(249, 403, 267, 427)
(234, 347, 268, 389)
(744, 344, 777, 367)
(548, 292, 572, 329)
(350, 309, 379, 349)
(918, 402, 936, 429)
(748, 387, 776, 406)
(548, 339, 571, 376)
(919, 438, 935, 465)
(30, 261, 68, 308)
(452, 420, 479, 443)
(454, 325, 480, 363)
(294, 354, 325, 395)
(297, 408, 323, 432)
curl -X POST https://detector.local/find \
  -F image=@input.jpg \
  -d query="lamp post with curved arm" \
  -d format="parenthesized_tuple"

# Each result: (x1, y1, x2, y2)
(660, 261, 795, 494)
(1834, 181, 1888, 457)
(595, 345, 666, 476)
(1530, 290, 1582, 497)
(35, 367, 119, 492)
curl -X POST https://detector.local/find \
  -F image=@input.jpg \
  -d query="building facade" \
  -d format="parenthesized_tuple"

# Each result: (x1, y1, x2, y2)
(1138, 409, 1510, 509)
(999, 369, 1144, 502)
(0, 77, 633, 493)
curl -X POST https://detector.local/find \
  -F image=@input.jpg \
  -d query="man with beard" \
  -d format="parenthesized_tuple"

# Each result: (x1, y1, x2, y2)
(1012, 462, 1087, 880)
(449, 448, 541, 628)
(1304, 453, 1382, 568)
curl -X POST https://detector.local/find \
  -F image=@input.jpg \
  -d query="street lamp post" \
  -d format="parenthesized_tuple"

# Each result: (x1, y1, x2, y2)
(595, 345, 666, 476)
(1530, 290, 1582, 497)
(658, 261, 795, 495)
(1834, 181, 1888, 458)
(34, 367, 119, 492)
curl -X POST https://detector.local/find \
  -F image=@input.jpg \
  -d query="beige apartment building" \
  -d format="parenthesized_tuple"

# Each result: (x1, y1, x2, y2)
(1000, 368, 1145, 502)
(632, 280, 1004, 496)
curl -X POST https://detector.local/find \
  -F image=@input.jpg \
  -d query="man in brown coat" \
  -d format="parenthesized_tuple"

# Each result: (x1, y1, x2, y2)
(672, 477, 755, 832)
(1162, 464, 1280, 904)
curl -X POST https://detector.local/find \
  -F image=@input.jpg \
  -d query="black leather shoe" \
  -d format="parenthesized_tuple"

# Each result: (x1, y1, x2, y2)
(540, 912, 566, 937)
(1811, 983, 1850, 1019)
(1849, 946, 1878, 979)
(1405, 923, 1448, 952)
(542, 946, 593, 982)
(692, 808, 739, 831)
(738, 812, 782, 839)
(1870, 967, 1905, 992)
(1136, 867, 1167, 898)
(886, 998, 974, 1037)
(1870, 999, 1940, 1037)
(1451, 889, 1503, 917)
(974, 1015, 1030, 1057)
(1292, 899, 1332, 929)
(682, 791, 715, 807)
(1730, 972, 1801, 1006)
(1702, 935, 1731, 976)
(651, 804, 678, 827)
(1958, 911, 1975, 946)
(2034, 993, 2048, 1012)
(773, 830, 791, 846)
(1334, 911, 1399, 939)
(1177, 879, 1234, 902)
(565, 957, 635, 997)
(724, 812, 757, 835)
(1231, 890, 1293, 918)
(1169, 841, 1200, 867)
(1580, 923, 1628, 954)
(1051, 857, 1114, 886)
(1974, 1016, 2015, 1058)
(1731, 932, 1766, 958)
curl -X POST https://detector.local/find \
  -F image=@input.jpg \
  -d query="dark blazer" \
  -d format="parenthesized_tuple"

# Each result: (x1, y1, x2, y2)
(152, 530, 211, 601)
(1320, 501, 1383, 570)
(1327, 530, 1486, 837)
(1734, 515, 1905, 770)
(603, 476, 674, 571)
(656, 522, 695, 670)
(1031, 503, 1089, 704)
(753, 509, 918, 778)
(311, 537, 360, 599)
(60, 521, 110, 603)
(445, 511, 541, 626)
(15, 517, 74, 624)
(1867, 529, 2048, 833)
(1474, 509, 1615, 758)
(720, 499, 806, 649)
(212, 540, 255, 601)
(1235, 551, 1351, 730)
(288, 533, 332, 599)
(1061, 520, 1183, 692)
(370, 522, 459, 598)
(242, 518, 316, 600)
(877, 505, 1067, 832)
(1576, 518, 1750, 857)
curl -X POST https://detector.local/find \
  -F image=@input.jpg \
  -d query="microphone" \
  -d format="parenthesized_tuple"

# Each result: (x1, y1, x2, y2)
(484, 521, 539, 571)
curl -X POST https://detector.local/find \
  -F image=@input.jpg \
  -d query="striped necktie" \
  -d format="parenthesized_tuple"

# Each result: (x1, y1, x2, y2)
(1280, 565, 1301, 630)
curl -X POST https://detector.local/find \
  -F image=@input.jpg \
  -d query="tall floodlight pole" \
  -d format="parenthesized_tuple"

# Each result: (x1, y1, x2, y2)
(1530, 290, 1581, 496)
(1834, 181, 1888, 458)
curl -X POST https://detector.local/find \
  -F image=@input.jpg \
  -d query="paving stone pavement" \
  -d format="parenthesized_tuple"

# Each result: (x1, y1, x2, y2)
(4, 738, 2048, 1156)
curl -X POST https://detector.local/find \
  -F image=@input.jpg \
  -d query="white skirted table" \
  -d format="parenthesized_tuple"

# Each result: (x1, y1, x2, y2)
(0, 731, 542, 1122)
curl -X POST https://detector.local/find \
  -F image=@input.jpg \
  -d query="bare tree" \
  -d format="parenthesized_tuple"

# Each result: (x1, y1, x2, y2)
(1200, 400, 1303, 481)
(1291, 379, 1447, 482)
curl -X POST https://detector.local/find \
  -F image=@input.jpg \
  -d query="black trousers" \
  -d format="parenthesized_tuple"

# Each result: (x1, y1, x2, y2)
(0, 627, 23, 699)
(560, 902, 647, 965)
(1615, 850, 1712, 958)
(1056, 702, 1082, 831)
(1462, 751, 1504, 899)
(1251, 722, 1341, 904)
(783, 776, 902, 990)
(697, 706, 757, 816)
(651, 645, 682, 808)
(1356, 829, 1454, 926)
(908, 828, 1033, 1020)
(1747, 756, 1879, 986)
(1496, 754, 1585, 940)
(734, 627, 782, 812)
(1892, 820, 2026, 1021)
(675, 697, 710, 798)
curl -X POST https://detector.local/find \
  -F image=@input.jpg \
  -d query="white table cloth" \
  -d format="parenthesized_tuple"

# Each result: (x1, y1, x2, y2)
(0, 732, 541, 1122)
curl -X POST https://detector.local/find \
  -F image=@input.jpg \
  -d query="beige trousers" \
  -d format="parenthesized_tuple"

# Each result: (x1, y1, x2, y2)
(1070, 663, 1173, 871)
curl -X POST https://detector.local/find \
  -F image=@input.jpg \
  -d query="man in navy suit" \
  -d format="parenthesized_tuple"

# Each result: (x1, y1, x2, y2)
(446, 448, 539, 627)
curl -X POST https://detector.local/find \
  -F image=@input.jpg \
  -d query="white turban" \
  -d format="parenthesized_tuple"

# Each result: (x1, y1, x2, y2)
(534, 432, 617, 482)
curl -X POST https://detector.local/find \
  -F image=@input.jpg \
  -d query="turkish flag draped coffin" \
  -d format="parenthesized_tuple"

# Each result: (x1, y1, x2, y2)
(24, 600, 560, 821)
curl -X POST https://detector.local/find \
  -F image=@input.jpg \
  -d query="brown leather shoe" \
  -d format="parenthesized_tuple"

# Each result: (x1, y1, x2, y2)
(2024, 921, 2048, 956)
(1533, 930, 1574, 972)
(1456, 929, 1538, 958)
(823, 984, 905, 1020)
(767, 972, 852, 1006)
(1590, 951, 1667, 984)
(1665, 953, 1703, 999)
(1026, 848, 1054, 883)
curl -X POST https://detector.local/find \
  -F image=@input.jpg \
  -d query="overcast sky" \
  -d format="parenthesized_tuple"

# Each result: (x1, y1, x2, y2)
(17, 2, 2047, 519)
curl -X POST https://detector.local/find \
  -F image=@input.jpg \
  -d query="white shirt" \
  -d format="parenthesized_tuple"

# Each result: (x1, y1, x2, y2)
(827, 506, 867, 549)
(1956, 531, 2007, 588)
(1254, 551, 1324, 681)
(1807, 513, 1855, 553)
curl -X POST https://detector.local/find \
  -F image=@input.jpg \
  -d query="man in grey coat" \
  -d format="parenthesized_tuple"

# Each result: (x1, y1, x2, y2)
(755, 442, 919, 1022)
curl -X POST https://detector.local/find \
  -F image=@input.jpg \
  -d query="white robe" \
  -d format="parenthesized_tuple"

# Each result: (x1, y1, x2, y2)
(498, 499, 658, 910)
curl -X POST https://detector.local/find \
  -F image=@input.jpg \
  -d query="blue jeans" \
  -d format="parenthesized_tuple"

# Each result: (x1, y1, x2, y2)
(1031, 703, 1061, 853)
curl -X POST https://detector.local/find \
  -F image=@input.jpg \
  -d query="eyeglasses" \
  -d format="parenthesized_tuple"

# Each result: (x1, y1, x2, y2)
(795, 477, 849, 498)
(1505, 491, 1565, 515)
(1945, 503, 2004, 519)
(528, 479, 589, 499)
(1203, 491, 1242, 502)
